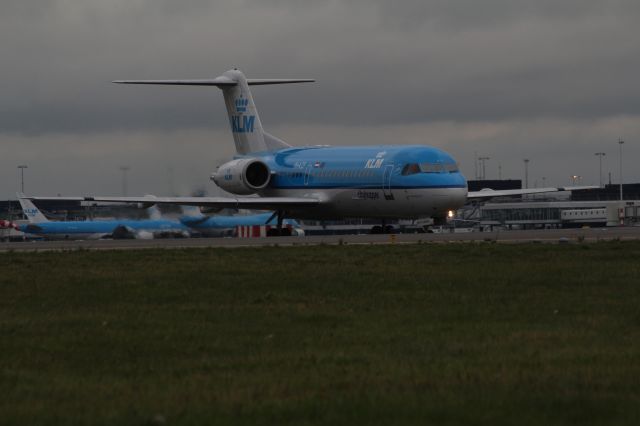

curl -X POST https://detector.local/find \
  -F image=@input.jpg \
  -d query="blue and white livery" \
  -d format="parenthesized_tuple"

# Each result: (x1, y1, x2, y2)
(179, 206, 301, 237)
(17, 197, 190, 240)
(27, 69, 592, 232)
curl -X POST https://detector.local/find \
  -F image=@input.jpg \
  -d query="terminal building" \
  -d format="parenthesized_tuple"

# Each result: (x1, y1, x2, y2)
(465, 182, 640, 229)
(478, 200, 640, 229)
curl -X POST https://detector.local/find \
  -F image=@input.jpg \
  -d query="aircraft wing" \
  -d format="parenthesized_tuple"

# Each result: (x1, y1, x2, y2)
(26, 195, 322, 210)
(467, 186, 598, 199)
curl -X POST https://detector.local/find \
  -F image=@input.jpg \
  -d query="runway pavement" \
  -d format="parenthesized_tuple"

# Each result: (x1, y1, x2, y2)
(1, 227, 640, 252)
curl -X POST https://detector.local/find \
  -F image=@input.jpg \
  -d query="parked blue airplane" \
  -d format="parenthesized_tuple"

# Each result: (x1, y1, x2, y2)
(17, 197, 190, 240)
(179, 206, 302, 237)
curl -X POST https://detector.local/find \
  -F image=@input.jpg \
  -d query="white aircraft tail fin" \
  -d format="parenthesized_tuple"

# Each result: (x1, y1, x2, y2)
(17, 195, 49, 223)
(146, 205, 163, 220)
(113, 69, 313, 155)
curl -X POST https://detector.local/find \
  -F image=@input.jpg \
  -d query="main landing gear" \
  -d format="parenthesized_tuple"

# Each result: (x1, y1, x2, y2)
(265, 210, 292, 237)
(432, 216, 447, 226)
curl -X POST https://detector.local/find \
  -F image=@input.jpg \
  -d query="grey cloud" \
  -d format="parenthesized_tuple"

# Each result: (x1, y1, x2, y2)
(1, 0, 639, 134)
(1, 0, 639, 197)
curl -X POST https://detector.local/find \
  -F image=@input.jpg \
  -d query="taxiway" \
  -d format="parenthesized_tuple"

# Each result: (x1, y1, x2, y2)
(1, 227, 640, 252)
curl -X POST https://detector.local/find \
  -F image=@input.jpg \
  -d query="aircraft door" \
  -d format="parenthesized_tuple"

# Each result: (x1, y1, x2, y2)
(383, 164, 394, 200)
(304, 167, 311, 186)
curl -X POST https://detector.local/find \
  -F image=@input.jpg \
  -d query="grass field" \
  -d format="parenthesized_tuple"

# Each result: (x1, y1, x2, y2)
(1, 242, 640, 425)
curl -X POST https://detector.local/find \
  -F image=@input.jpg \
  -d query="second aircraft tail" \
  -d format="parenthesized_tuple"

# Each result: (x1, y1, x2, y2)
(17, 195, 49, 223)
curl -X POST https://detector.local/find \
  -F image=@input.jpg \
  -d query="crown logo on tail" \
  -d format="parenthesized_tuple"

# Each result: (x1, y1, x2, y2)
(235, 97, 249, 113)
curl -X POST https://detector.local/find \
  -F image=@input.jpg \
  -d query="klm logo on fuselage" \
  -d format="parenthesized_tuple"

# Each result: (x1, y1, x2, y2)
(230, 115, 255, 133)
(365, 158, 384, 169)
(365, 151, 386, 169)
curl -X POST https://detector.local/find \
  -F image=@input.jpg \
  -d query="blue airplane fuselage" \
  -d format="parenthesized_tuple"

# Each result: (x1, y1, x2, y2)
(219, 145, 468, 219)
(180, 212, 298, 236)
(18, 219, 189, 240)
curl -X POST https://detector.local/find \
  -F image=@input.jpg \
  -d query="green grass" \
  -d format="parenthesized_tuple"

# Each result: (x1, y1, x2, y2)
(1, 242, 640, 425)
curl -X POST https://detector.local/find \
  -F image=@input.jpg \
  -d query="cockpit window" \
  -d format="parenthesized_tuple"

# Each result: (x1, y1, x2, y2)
(444, 163, 459, 173)
(420, 163, 444, 173)
(420, 162, 459, 173)
(401, 163, 421, 175)
(403, 161, 459, 175)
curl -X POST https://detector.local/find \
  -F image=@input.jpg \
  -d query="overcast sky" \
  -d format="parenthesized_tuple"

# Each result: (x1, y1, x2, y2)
(2, 0, 639, 198)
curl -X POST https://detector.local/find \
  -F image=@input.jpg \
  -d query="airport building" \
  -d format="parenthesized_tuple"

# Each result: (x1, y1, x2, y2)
(464, 182, 640, 229)
(478, 200, 640, 229)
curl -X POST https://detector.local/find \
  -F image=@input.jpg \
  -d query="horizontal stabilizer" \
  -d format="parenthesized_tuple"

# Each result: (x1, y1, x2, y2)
(113, 77, 237, 86)
(113, 78, 314, 87)
(246, 79, 315, 85)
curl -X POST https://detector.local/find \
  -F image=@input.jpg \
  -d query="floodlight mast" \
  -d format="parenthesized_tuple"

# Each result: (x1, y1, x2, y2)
(618, 139, 624, 201)
(17, 165, 28, 193)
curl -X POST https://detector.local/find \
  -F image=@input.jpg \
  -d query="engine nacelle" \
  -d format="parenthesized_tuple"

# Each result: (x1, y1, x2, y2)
(211, 158, 271, 195)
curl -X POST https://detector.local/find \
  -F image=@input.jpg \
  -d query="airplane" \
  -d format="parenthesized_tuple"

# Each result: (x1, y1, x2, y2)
(179, 206, 302, 237)
(16, 197, 191, 240)
(26, 68, 595, 235)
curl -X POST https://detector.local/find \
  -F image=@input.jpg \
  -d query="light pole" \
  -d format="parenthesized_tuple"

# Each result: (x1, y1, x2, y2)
(119, 166, 130, 196)
(594, 152, 605, 188)
(478, 156, 490, 180)
(17, 165, 28, 193)
(523, 159, 530, 189)
(618, 139, 624, 201)
(474, 152, 479, 180)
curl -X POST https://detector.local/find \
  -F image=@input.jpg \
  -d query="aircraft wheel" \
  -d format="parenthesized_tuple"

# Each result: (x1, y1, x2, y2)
(280, 228, 292, 237)
(433, 216, 447, 226)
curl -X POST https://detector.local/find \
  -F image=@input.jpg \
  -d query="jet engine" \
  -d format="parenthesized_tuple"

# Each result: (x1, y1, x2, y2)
(211, 158, 271, 195)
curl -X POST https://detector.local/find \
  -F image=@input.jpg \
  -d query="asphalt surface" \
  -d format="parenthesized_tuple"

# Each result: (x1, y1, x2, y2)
(1, 227, 639, 252)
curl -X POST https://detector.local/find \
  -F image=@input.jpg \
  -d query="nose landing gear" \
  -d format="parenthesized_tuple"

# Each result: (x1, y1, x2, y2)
(370, 220, 395, 234)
